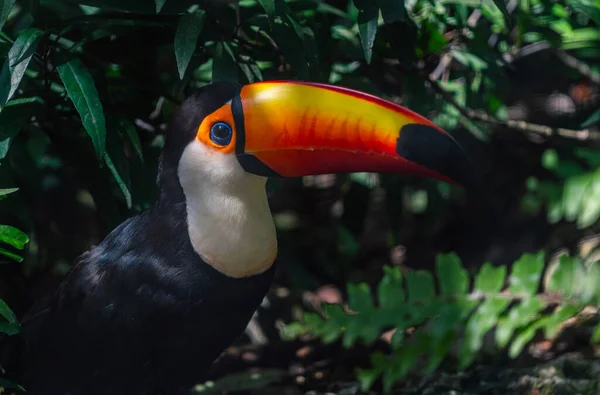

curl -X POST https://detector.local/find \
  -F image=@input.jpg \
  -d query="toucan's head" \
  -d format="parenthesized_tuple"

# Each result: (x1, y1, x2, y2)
(161, 80, 473, 195)
(159, 80, 474, 277)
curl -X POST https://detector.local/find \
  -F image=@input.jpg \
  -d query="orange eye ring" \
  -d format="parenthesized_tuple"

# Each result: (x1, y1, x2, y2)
(196, 103, 237, 153)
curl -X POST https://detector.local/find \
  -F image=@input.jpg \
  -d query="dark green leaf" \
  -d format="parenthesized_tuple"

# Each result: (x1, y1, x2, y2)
(474, 262, 506, 293)
(174, 10, 205, 79)
(436, 253, 469, 296)
(407, 270, 435, 302)
(378, 266, 404, 309)
(119, 119, 143, 163)
(257, 0, 275, 16)
(56, 56, 106, 159)
(492, 0, 510, 23)
(0, 378, 25, 391)
(0, 299, 17, 323)
(376, 0, 404, 23)
(0, 225, 28, 249)
(0, 247, 22, 262)
(155, 0, 166, 13)
(0, 101, 34, 160)
(0, 28, 44, 106)
(357, 5, 378, 64)
(271, 18, 309, 78)
(508, 251, 545, 296)
(347, 282, 373, 312)
(0, 0, 16, 32)
(104, 152, 132, 209)
(212, 42, 239, 83)
(582, 108, 600, 128)
(593, 322, 600, 344)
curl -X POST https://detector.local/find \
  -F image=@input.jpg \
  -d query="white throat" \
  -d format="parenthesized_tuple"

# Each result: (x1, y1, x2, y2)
(178, 140, 278, 278)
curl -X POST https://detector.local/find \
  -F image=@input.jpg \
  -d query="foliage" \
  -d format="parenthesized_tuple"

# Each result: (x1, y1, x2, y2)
(282, 252, 600, 392)
(0, 0, 599, 393)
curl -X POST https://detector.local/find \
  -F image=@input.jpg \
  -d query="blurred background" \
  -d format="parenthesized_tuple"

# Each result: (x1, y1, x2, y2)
(0, 0, 599, 393)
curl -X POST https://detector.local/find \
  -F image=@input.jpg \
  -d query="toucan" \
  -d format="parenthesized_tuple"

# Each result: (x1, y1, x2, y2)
(5, 80, 473, 395)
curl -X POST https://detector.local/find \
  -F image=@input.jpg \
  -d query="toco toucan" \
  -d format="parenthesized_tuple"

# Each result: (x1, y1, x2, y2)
(7, 80, 473, 394)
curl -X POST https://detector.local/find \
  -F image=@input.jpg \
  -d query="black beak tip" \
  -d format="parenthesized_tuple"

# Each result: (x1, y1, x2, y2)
(396, 123, 478, 190)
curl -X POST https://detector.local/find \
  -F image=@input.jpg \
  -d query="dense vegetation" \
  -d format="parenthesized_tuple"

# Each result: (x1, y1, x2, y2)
(1, 0, 599, 393)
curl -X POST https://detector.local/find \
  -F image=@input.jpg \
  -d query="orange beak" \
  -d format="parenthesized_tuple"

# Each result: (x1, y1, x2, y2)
(232, 80, 473, 187)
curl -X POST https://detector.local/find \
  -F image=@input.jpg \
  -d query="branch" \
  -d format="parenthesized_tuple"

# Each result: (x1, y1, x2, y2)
(424, 74, 600, 141)
(556, 49, 600, 86)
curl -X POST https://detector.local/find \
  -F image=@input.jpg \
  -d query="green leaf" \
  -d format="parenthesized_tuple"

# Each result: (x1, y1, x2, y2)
(0, 378, 25, 391)
(376, 0, 404, 23)
(0, 299, 17, 323)
(0, 225, 29, 249)
(271, 17, 309, 78)
(118, 119, 143, 163)
(407, 270, 435, 302)
(0, 247, 22, 262)
(348, 282, 373, 312)
(257, 0, 275, 16)
(0, 101, 34, 160)
(378, 266, 404, 309)
(593, 322, 600, 344)
(491, 0, 510, 23)
(543, 305, 581, 339)
(546, 255, 580, 298)
(0, 188, 18, 197)
(508, 252, 545, 296)
(509, 319, 544, 358)
(104, 152, 132, 209)
(0, 0, 16, 32)
(174, 10, 205, 80)
(436, 253, 469, 296)
(581, 108, 600, 128)
(496, 297, 545, 348)
(459, 296, 510, 368)
(0, 28, 44, 106)
(56, 56, 106, 160)
(155, 0, 166, 13)
(474, 262, 506, 293)
(356, 5, 378, 64)
(212, 42, 238, 83)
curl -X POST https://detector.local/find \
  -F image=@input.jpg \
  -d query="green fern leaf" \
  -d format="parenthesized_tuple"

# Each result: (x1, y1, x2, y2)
(436, 253, 469, 296)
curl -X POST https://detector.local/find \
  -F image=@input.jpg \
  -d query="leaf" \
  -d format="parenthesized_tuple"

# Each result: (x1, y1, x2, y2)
(0, 0, 16, 32)
(348, 283, 373, 312)
(0, 225, 29, 249)
(581, 108, 600, 128)
(0, 299, 17, 323)
(174, 10, 205, 80)
(356, 4, 378, 64)
(406, 270, 435, 302)
(118, 119, 143, 162)
(155, 0, 166, 13)
(378, 266, 404, 309)
(546, 255, 580, 298)
(459, 296, 510, 368)
(257, 0, 275, 16)
(491, 0, 510, 23)
(474, 262, 506, 293)
(0, 188, 18, 197)
(0, 247, 22, 262)
(376, 0, 404, 24)
(509, 319, 544, 358)
(56, 56, 106, 159)
(509, 252, 545, 296)
(0, 28, 44, 106)
(271, 17, 309, 78)
(593, 322, 600, 344)
(0, 378, 25, 391)
(104, 152, 132, 209)
(0, 101, 34, 160)
(436, 253, 469, 296)
(212, 42, 238, 83)
(496, 297, 545, 348)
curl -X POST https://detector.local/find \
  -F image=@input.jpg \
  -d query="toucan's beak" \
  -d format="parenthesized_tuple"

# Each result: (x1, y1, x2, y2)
(232, 80, 474, 188)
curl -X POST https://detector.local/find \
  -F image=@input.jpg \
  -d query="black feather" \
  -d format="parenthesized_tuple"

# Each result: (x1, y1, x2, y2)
(4, 82, 274, 395)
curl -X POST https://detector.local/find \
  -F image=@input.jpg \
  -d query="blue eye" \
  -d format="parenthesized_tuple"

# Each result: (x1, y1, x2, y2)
(209, 122, 233, 146)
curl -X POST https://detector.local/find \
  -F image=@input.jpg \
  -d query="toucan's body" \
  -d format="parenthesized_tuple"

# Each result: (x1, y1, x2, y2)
(4, 81, 473, 394)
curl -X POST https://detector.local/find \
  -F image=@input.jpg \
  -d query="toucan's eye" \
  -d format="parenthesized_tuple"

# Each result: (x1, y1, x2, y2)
(209, 122, 233, 146)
